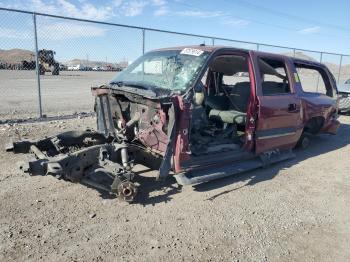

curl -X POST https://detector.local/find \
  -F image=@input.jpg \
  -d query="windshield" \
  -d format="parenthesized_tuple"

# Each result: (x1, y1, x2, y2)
(110, 48, 209, 91)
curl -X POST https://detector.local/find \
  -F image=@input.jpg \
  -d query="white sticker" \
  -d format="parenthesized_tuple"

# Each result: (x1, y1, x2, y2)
(180, 48, 204, 56)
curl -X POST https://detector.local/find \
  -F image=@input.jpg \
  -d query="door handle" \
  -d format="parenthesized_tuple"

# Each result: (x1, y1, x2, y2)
(288, 103, 298, 112)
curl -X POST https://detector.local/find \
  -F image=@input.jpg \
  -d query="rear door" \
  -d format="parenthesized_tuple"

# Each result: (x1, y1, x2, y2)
(254, 55, 303, 154)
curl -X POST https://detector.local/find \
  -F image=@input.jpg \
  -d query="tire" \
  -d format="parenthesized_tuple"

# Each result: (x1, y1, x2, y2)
(52, 64, 59, 75)
(39, 64, 45, 75)
(296, 133, 310, 149)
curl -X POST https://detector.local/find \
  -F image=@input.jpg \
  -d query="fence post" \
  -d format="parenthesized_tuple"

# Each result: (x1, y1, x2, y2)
(32, 13, 43, 118)
(337, 55, 343, 84)
(142, 29, 145, 55)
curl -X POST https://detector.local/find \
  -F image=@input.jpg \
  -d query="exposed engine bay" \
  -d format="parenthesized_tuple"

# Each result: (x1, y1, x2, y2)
(6, 88, 176, 202)
(96, 90, 173, 155)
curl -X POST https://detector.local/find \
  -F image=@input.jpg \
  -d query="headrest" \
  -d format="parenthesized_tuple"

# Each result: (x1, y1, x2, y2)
(234, 81, 251, 89)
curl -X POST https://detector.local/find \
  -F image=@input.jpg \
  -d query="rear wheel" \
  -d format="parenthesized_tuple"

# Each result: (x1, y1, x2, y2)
(296, 132, 310, 149)
(39, 64, 45, 75)
(52, 63, 59, 75)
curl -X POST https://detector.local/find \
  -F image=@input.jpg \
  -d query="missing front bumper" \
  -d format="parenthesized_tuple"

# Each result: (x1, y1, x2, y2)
(7, 130, 139, 202)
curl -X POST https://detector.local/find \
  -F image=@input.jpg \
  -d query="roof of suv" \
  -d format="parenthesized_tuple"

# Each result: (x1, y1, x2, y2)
(153, 45, 326, 67)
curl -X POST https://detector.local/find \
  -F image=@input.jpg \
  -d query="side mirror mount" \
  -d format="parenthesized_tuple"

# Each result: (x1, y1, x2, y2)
(193, 83, 205, 106)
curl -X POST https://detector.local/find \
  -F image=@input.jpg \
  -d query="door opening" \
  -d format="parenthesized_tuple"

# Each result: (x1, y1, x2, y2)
(189, 54, 253, 156)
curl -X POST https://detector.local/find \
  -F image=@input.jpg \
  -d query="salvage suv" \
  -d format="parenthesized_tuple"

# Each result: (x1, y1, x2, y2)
(7, 45, 340, 202)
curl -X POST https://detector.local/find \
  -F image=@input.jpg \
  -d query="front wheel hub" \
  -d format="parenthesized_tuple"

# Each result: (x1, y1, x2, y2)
(117, 181, 137, 202)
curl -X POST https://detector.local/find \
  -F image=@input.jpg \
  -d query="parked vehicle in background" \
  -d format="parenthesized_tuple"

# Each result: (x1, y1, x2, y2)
(67, 64, 86, 71)
(92, 66, 102, 71)
(338, 79, 350, 114)
(59, 64, 67, 71)
(37, 49, 60, 75)
(21, 60, 36, 70)
(106, 65, 118, 71)
(83, 66, 93, 71)
(8, 45, 340, 203)
(20, 49, 60, 75)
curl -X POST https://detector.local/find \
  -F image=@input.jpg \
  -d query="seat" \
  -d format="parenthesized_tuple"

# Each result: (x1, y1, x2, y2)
(209, 109, 246, 125)
(205, 94, 229, 111)
(262, 81, 288, 95)
(207, 82, 250, 125)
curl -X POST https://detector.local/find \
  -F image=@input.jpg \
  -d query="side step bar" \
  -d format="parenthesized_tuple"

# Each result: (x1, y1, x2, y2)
(174, 150, 295, 186)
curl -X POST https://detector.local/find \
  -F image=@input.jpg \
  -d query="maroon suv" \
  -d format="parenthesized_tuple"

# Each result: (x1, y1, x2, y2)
(8, 45, 340, 202)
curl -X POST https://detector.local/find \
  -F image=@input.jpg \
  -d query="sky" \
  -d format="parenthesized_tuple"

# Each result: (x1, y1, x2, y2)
(0, 0, 349, 64)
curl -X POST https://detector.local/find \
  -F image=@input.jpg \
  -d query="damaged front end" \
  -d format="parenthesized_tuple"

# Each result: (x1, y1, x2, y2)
(7, 86, 178, 202)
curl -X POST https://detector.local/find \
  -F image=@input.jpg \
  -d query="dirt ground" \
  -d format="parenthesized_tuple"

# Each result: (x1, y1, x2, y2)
(0, 115, 349, 262)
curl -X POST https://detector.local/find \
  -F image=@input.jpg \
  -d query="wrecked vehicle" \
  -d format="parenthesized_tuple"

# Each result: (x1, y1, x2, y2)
(7, 45, 340, 202)
(338, 79, 350, 114)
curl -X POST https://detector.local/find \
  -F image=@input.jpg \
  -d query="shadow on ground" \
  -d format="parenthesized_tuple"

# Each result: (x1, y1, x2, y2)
(136, 122, 350, 204)
(134, 175, 182, 206)
(194, 122, 350, 200)
(81, 166, 181, 206)
(39, 122, 350, 205)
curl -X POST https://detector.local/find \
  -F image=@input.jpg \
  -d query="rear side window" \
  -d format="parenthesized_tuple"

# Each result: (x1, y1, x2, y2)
(258, 57, 291, 96)
(294, 63, 334, 96)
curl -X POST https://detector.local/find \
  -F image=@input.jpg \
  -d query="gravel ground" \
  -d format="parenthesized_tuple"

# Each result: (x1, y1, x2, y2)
(0, 115, 349, 262)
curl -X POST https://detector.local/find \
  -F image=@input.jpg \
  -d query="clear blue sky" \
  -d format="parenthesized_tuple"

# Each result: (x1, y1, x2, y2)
(0, 0, 349, 64)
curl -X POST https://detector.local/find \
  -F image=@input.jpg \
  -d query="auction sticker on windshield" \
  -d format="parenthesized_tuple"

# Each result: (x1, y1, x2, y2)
(180, 48, 204, 56)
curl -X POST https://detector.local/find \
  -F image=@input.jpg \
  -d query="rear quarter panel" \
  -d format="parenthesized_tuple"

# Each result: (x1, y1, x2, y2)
(300, 93, 339, 134)
(288, 59, 339, 134)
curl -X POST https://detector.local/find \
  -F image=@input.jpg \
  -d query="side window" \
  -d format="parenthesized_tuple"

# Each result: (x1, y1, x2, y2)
(258, 57, 291, 95)
(222, 72, 250, 87)
(294, 64, 329, 95)
(205, 54, 251, 112)
(206, 54, 251, 96)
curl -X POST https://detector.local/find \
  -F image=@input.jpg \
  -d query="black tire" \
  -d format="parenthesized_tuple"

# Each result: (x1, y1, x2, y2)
(296, 133, 310, 149)
(52, 64, 59, 75)
(39, 64, 45, 75)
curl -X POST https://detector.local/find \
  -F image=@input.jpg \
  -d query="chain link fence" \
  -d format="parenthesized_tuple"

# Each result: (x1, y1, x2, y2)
(1, 7, 349, 121)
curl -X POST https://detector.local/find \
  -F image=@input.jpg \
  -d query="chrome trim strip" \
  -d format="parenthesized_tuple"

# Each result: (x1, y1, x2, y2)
(257, 131, 297, 140)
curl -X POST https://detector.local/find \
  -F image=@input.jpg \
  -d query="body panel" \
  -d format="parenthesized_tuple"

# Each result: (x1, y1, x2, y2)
(338, 81, 350, 113)
(253, 53, 303, 154)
